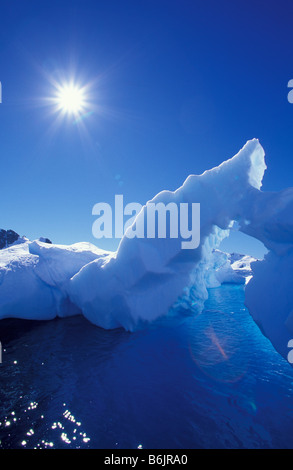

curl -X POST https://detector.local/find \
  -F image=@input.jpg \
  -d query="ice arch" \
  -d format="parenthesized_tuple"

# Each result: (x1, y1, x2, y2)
(0, 138, 292, 362)
(68, 138, 293, 361)
(66, 142, 266, 320)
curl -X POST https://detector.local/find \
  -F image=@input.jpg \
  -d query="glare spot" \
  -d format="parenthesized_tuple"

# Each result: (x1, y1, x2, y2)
(61, 432, 71, 444)
(55, 84, 86, 115)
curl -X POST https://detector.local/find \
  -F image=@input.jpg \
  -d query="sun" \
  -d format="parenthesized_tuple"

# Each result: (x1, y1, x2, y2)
(55, 83, 86, 115)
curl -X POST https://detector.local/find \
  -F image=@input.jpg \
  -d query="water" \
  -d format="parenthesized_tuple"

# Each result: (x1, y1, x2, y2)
(1, 284, 293, 449)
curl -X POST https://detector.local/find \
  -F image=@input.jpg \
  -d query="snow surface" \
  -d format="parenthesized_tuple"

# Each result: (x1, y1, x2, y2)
(214, 250, 256, 285)
(0, 138, 292, 362)
(0, 241, 113, 320)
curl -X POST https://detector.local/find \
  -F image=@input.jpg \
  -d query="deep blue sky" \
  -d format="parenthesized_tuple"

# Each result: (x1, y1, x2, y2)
(1, 0, 293, 257)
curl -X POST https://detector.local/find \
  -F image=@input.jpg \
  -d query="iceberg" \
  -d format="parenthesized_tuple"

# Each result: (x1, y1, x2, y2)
(0, 138, 292, 363)
(67, 138, 266, 330)
(214, 250, 256, 285)
(0, 241, 112, 320)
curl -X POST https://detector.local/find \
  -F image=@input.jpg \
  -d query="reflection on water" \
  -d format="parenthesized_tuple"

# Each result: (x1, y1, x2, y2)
(1, 284, 293, 449)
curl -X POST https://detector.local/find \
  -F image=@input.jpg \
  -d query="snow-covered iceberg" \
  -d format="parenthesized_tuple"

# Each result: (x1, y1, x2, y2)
(0, 138, 292, 363)
(214, 250, 256, 285)
(67, 138, 266, 330)
(0, 241, 112, 320)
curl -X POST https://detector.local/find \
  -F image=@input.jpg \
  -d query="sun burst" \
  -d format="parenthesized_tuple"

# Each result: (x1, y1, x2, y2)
(55, 83, 86, 115)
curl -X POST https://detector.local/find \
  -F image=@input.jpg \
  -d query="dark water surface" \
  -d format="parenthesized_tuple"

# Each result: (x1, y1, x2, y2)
(1, 284, 293, 449)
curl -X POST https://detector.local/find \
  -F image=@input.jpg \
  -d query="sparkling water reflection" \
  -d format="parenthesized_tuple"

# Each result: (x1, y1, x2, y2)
(1, 284, 293, 449)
